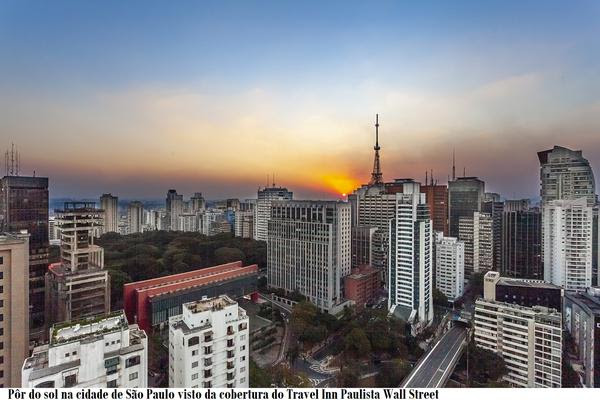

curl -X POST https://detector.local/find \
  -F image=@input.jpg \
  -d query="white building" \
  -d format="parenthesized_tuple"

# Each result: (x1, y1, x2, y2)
(169, 296, 249, 388)
(48, 216, 60, 245)
(234, 210, 254, 239)
(99, 193, 119, 234)
(474, 298, 562, 387)
(458, 211, 493, 277)
(22, 311, 148, 388)
(543, 198, 593, 291)
(166, 189, 184, 231)
(388, 180, 433, 332)
(434, 232, 464, 302)
(267, 200, 351, 313)
(127, 201, 144, 234)
(178, 213, 199, 232)
(254, 187, 293, 241)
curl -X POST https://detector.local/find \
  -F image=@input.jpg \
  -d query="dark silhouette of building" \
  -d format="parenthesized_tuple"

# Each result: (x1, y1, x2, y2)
(502, 204, 542, 279)
(421, 175, 448, 235)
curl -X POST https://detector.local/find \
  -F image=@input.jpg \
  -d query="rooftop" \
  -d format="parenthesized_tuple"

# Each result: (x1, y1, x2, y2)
(50, 311, 128, 346)
(185, 295, 236, 314)
(498, 276, 560, 290)
(565, 290, 600, 314)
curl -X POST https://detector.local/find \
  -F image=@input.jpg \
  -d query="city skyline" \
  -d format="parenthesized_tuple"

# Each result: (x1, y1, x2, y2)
(2, 1, 600, 199)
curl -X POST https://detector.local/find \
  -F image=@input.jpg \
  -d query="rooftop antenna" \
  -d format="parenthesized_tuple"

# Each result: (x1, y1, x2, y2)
(463, 167, 466, 177)
(272, 172, 275, 188)
(430, 169, 434, 186)
(452, 148, 456, 181)
(425, 170, 428, 185)
(10, 142, 14, 176)
(369, 114, 384, 185)
(16, 148, 20, 176)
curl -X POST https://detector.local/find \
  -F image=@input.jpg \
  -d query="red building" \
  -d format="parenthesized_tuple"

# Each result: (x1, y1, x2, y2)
(344, 265, 381, 309)
(123, 261, 258, 332)
(421, 182, 449, 235)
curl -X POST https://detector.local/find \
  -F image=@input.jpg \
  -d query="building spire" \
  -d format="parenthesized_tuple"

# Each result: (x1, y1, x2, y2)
(452, 148, 456, 181)
(369, 114, 383, 185)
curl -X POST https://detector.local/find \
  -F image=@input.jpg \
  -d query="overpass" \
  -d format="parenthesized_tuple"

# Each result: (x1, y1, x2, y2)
(401, 325, 468, 388)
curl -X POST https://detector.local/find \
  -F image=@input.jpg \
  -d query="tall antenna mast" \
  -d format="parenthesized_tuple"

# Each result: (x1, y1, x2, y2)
(369, 114, 383, 186)
(452, 148, 456, 181)
(10, 143, 14, 176)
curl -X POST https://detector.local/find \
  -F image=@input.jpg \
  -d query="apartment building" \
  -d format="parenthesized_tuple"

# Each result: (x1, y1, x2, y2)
(434, 232, 465, 302)
(168, 296, 249, 388)
(22, 311, 147, 388)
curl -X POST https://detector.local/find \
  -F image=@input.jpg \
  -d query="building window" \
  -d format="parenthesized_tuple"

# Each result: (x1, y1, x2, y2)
(0, 256, 3, 265)
(191, 350, 198, 356)
(188, 336, 199, 346)
(64, 374, 77, 388)
(126, 355, 140, 368)
(191, 361, 198, 368)
(107, 380, 117, 388)
(129, 372, 138, 381)
(191, 373, 198, 380)
(0, 272, 3, 280)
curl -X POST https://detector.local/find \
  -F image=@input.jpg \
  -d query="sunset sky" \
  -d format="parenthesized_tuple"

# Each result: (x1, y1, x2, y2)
(1, 1, 600, 200)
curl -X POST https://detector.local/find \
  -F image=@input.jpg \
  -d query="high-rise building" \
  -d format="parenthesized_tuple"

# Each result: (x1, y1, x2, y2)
(351, 225, 377, 269)
(22, 311, 148, 388)
(538, 145, 597, 206)
(0, 232, 30, 387)
(483, 193, 504, 270)
(267, 200, 351, 313)
(458, 217, 474, 278)
(474, 297, 562, 388)
(543, 198, 593, 292)
(254, 186, 293, 241)
(388, 180, 433, 333)
(434, 232, 464, 302)
(448, 177, 485, 238)
(168, 296, 250, 388)
(458, 211, 493, 277)
(190, 193, 206, 213)
(166, 189, 184, 231)
(178, 213, 199, 232)
(45, 202, 110, 325)
(501, 204, 542, 279)
(343, 265, 381, 309)
(563, 288, 600, 388)
(99, 193, 118, 234)
(421, 179, 449, 235)
(127, 201, 144, 234)
(234, 210, 254, 239)
(0, 175, 49, 334)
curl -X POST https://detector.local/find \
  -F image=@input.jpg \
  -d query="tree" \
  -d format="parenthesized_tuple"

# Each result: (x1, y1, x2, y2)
(459, 342, 507, 385)
(286, 344, 300, 365)
(249, 359, 272, 387)
(336, 365, 360, 387)
(344, 328, 371, 359)
(433, 287, 449, 306)
(214, 246, 246, 265)
(375, 359, 410, 387)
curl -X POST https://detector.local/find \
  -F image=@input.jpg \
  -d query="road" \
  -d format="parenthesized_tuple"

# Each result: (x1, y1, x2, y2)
(401, 326, 467, 388)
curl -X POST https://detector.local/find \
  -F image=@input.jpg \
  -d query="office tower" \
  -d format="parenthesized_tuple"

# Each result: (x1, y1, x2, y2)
(474, 297, 562, 387)
(166, 189, 184, 231)
(254, 186, 293, 241)
(45, 202, 110, 326)
(421, 177, 449, 235)
(448, 177, 485, 238)
(168, 295, 250, 388)
(388, 180, 433, 333)
(543, 198, 593, 291)
(22, 311, 148, 388)
(127, 201, 144, 234)
(343, 265, 381, 309)
(459, 212, 493, 277)
(434, 232, 464, 302)
(563, 288, 600, 387)
(483, 271, 562, 310)
(267, 200, 351, 313)
(352, 184, 397, 278)
(0, 175, 49, 334)
(483, 193, 504, 270)
(504, 199, 531, 212)
(99, 193, 118, 234)
(538, 145, 597, 206)
(351, 226, 377, 268)
(226, 198, 240, 211)
(190, 192, 206, 213)
(234, 210, 254, 239)
(501, 205, 542, 279)
(0, 232, 30, 387)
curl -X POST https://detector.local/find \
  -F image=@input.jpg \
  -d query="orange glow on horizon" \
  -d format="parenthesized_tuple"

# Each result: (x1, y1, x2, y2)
(318, 173, 362, 196)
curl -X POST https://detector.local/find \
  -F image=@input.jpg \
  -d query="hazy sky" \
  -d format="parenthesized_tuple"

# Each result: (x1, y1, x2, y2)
(1, 1, 600, 200)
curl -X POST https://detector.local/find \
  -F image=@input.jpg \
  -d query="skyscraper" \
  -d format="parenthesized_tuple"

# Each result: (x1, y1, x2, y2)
(435, 232, 465, 302)
(448, 177, 485, 238)
(543, 198, 593, 292)
(0, 232, 30, 387)
(190, 192, 206, 213)
(127, 201, 144, 234)
(0, 175, 49, 334)
(166, 189, 184, 231)
(99, 193, 118, 234)
(388, 180, 433, 333)
(501, 202, 542, 279)
(421, 178, 449, 235)
(459, 211, 493, 277)
(538, 145, 597, 206)
(483, 192, 504, 270)
(254, 186, 293, 241)
(267, 200, 351, 312)
(45, 202, 110, 325)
